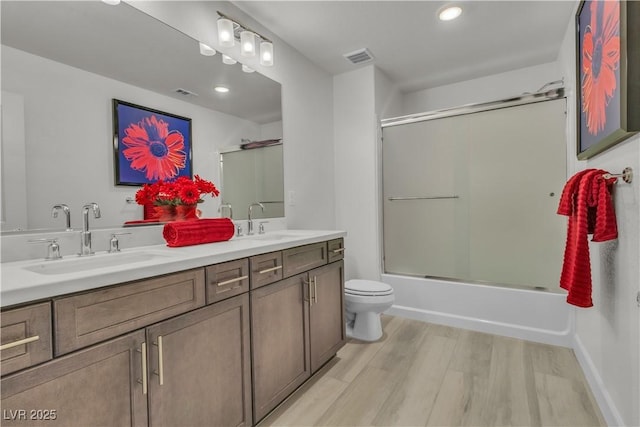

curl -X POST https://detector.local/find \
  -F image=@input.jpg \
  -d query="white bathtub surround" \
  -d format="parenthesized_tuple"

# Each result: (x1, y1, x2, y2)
(384, 274, 573, 348)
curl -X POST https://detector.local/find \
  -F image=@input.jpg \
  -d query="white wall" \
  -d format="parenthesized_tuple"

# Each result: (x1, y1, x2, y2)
(128, 1, 336, 230)
(558, 3, 640, 426)
(1, 46, 259, 229)
(401, 61, 562, 114)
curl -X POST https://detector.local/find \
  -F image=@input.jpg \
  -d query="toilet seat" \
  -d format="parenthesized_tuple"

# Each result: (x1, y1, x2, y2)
(345, 279, 393, 297)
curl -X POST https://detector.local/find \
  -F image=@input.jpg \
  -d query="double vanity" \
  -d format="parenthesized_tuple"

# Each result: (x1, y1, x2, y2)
(0, 229, 346, 426)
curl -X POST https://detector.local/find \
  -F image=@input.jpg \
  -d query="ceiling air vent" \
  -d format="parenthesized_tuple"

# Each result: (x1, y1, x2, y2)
(343, 48, 374, 65)
(175, 88, 198, 97)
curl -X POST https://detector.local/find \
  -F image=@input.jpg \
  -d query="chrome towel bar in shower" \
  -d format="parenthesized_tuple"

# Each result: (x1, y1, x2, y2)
(388, 196, 459, 201)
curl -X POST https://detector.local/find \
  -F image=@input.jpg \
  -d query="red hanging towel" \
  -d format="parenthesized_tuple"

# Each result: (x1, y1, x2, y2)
(557, 169, 618, 307)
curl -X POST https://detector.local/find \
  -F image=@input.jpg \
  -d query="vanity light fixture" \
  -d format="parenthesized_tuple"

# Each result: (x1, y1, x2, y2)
(260, 41, 274, 66)
(222, 54, 237, 65)
(242, 65, 255, 73)
(199, 42, 217, 56)
(214, 86, 230, 93)
(240, 30, 256, 57)
(439, 5, 462, 21)
(217, 11, 274, 66)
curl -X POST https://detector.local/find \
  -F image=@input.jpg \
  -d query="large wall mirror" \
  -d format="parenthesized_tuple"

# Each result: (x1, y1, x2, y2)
(0, 1, 283, 233)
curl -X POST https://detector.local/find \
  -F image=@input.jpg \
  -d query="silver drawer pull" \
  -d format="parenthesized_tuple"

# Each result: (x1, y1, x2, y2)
(332, 248, 345, 254)
(137, 342, 148, 395)
(153, 336, 164, 386)
(258, 265, 283, 274)
(217, 275, 248, 287)
(0, 335, 40, 351)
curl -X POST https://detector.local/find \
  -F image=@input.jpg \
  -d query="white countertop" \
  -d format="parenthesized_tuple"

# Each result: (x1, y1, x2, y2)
(0, 230, 346, 308)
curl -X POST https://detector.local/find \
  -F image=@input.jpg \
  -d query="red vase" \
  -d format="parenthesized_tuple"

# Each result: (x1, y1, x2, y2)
(175, 204, 199, 221)
(154, 205, 176, 222)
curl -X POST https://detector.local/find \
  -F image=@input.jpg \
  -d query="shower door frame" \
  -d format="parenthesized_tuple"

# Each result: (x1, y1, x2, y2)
(379, 88, 567, 288)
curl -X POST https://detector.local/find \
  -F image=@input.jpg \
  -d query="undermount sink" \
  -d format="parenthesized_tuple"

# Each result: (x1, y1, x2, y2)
(246, 230, 316, 241)
(24, 251, 172, 275)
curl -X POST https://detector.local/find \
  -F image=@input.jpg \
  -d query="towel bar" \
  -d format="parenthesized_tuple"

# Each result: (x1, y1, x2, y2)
(603, 167, 633, 184)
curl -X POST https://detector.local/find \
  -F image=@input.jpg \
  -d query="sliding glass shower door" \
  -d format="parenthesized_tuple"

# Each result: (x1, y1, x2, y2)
(382, 99, 567, 291)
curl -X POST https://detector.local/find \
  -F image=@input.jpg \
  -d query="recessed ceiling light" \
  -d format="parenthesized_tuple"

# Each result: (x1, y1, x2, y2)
(214, 86, 230, 93)
(439, 6, 462, 21)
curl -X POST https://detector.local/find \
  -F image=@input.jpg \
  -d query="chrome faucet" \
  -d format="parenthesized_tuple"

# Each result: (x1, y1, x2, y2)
(80, 202, 101, 256)
(247, 202, 265, 235)
(218, 202, 233, 219)
(51, 204, 72, 231)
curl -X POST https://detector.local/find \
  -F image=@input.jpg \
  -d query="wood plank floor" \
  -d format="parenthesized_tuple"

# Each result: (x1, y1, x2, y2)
(259, 315, 605, 427)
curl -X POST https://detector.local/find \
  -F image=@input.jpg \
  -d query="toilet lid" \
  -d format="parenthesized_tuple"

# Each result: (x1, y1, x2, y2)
(345, 279, 394, 296)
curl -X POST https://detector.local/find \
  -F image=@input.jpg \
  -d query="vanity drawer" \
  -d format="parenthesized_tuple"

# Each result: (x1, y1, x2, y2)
(1, 302, 53, 376)
(206, 258, 250, 304)
(282, 242, 328, 278)
(327, 238, 345, 263)
(250, 251, 283, 289)
(54, 269, 205, 356)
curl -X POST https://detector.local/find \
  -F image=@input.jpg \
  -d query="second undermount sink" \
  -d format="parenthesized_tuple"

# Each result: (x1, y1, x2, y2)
(246, 230, 317, 241)
(24, 250, 173, 275)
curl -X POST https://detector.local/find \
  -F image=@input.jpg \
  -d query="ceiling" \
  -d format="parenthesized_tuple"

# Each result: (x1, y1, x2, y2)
(235, 0, 577, 93)
(1, 1, 281, 124)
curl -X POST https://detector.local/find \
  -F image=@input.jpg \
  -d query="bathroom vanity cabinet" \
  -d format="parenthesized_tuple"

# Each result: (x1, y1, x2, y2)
(0, 236, 345, 427)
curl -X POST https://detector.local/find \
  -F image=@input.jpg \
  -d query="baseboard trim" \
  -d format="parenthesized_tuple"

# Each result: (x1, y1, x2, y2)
(572, 334, 625, 427)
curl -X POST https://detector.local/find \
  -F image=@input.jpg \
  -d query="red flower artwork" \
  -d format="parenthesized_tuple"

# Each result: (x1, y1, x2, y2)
(581, 0, 620, 135)
(122, 115, 187, 181)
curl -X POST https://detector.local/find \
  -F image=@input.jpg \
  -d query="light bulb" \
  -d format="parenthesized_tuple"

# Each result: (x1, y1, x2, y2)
(260, 41, 274, 66)
(240, 31, 256, 56)
(217, 18, 235, 47)
(214, 86, 230, 93)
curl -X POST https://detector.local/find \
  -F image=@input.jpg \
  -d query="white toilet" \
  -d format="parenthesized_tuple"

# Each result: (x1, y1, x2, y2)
(344, 279, 395, 342)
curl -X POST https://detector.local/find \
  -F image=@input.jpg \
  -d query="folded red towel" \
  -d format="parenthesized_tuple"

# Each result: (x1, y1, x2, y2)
(557, 169, 618, 308)
(163, 218, 234, 247)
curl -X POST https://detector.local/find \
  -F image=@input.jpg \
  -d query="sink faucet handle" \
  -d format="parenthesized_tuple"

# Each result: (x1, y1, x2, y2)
(236, 223, 243, 237)
(258, 222, 268, 234)
(51, 204, 72, 231)
(108, 232, 131, 253)
(28, 238, 62, 260)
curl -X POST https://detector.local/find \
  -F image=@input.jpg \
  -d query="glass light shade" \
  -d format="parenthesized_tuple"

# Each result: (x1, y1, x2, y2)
(214, 86, 229, 93)
(242, 65, 255, 73)
(240, 31, 256, 56)
(101, 0, 121, 5)
(222, 54, 237, 65)
(260, 41, 274, 66)
(199, 42, 216, 56)
(217, 18, 235, 47)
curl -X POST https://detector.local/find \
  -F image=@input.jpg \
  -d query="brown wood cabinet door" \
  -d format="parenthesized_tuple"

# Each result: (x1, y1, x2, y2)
(309, 260, 346, 373)
(146, 294, 252, 427)
(1, 330, 147, 427)
(251, 274, 311, 422)
(1, 302, 52, 376)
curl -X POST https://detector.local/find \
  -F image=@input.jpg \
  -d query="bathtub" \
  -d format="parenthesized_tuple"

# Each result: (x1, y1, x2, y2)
(382, 273, 573, 347)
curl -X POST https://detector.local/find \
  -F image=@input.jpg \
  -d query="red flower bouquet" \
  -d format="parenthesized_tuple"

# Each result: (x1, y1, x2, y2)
(135, 175, 220, 221)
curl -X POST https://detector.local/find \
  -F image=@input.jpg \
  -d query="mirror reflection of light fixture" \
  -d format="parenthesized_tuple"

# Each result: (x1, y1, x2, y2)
(199, 42, 216, 56)
(217, 18, 235, 47)
(214, 86, 230, 93)
(101, 0, 121, 5)
(242, 65, 255, 73)
(222, 54, 237, 65)
(260, 41, 274, 66)
(217, 11, 274, 66)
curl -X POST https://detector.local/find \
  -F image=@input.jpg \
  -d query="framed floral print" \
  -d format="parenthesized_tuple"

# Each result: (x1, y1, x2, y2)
(576, 0, 640, 159)
(113, 99, 193, 186)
